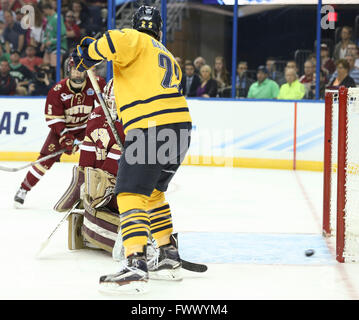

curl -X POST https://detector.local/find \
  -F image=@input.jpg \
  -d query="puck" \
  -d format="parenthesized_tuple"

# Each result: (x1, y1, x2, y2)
(305, 249, 315, 257)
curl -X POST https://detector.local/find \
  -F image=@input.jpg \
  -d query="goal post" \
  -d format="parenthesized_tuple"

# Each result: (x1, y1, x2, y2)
(323, 86, 359, 263)
(322, 89, 334, 237)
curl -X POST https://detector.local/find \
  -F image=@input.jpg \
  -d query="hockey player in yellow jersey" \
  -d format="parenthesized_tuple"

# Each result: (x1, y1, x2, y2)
(74, 8, 191, 134)
(72, 5, 192, 293)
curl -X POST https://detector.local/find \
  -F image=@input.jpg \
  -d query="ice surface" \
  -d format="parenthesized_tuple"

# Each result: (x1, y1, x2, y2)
(1, 162, 359, 300)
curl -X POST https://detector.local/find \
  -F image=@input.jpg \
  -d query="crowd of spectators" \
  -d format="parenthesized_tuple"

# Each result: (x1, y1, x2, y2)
(179, 25, 359, 100)
(0, 0, 107, 95)
(0, 0, 357, 100)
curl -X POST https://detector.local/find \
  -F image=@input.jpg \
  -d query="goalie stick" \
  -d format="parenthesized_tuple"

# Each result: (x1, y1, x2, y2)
(36, 201, 82, 257)
(86, 69, 124, 152)
(0, 142, 83, 172)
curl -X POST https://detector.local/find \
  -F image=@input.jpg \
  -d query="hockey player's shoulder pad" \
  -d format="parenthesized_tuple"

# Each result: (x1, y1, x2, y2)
(89, 106, 105, 120)
(85, 107, 106, 138)
(87, 106, 106, 126)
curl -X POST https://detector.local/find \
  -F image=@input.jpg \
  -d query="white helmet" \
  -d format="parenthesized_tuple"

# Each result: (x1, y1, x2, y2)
(103, 78, 117, 120)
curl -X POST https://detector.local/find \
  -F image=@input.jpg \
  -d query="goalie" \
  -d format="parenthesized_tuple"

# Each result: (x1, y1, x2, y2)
(54, 78, 126, 253)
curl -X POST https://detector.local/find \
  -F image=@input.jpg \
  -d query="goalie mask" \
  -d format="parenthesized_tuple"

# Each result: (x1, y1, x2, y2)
(103, 78, 117, 120)
(66, 56, 87, 85)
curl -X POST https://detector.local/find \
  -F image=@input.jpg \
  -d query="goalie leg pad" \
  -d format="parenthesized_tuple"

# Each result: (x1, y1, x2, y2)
(82, 207, 121, 253)
(54, 166, 84, 212)
(68, 212, 85, 250)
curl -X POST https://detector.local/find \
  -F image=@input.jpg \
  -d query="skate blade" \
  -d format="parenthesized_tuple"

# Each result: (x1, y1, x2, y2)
(13, 201, 23, 209)
(98, 280, 149, 295)
(149, 268, 182, 281)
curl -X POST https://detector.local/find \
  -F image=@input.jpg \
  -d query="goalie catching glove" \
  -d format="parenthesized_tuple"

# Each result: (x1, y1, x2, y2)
(72, 37, 101, 72)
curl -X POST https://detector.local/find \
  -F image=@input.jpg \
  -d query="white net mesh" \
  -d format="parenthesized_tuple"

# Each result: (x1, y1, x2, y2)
(343, 88, 359, 261)
(329, 88, 359, 262)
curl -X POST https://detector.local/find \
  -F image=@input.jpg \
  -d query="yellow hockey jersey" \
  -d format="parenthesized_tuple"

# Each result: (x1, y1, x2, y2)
(88, 29, 192, 134)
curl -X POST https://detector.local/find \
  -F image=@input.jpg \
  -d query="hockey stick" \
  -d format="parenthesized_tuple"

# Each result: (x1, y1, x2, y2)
(0, 142, 83, 172)
(181, 259, 208, 273)
(36, 200, 81, 257)
(0, 149, 66, 172)
(113, 234, 208, 273)
(86, 69, 124, 152)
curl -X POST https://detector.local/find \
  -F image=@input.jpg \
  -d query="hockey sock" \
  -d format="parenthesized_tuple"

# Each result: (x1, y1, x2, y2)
(21, 163, 48, 191)
(117, 192, 150, 257)
(147, 189, 173, 247)
(20, 154, 58, 191)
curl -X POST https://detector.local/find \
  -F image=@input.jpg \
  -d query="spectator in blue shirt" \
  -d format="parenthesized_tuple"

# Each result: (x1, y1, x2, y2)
(235, 61, 254, 98)
(181, 61, 201, 97)
(266, 57, 285, 86)
(2, 9, 25, 54)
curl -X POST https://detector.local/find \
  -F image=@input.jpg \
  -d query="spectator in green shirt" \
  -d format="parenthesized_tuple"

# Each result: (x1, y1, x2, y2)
(0, 43, 10, 63)
(247, 66, 280, 99)
(41, 3, 67, 77)
(277, 67, 306, 100)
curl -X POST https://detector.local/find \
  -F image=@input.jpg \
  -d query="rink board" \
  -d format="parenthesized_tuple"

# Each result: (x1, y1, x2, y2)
(0, 97, 324, 171)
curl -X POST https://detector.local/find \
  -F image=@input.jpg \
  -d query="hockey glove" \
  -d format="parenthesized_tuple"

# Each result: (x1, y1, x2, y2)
(72, 37, 101, 72)
(59, 133, 76, 155)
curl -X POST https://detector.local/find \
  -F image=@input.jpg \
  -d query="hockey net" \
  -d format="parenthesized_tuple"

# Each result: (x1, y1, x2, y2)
(323, 86, 359, 263)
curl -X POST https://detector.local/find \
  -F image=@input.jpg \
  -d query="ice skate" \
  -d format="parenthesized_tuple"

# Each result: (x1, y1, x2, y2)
(113, 236, 156, 263)
(148, 233, 182, 281)
(99, 250, 149, 294)
(14, 187, 27, 208)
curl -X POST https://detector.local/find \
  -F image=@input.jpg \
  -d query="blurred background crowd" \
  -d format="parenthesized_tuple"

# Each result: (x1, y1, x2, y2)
(0, 0, 108, 96)
(0, 0, 358, 99)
